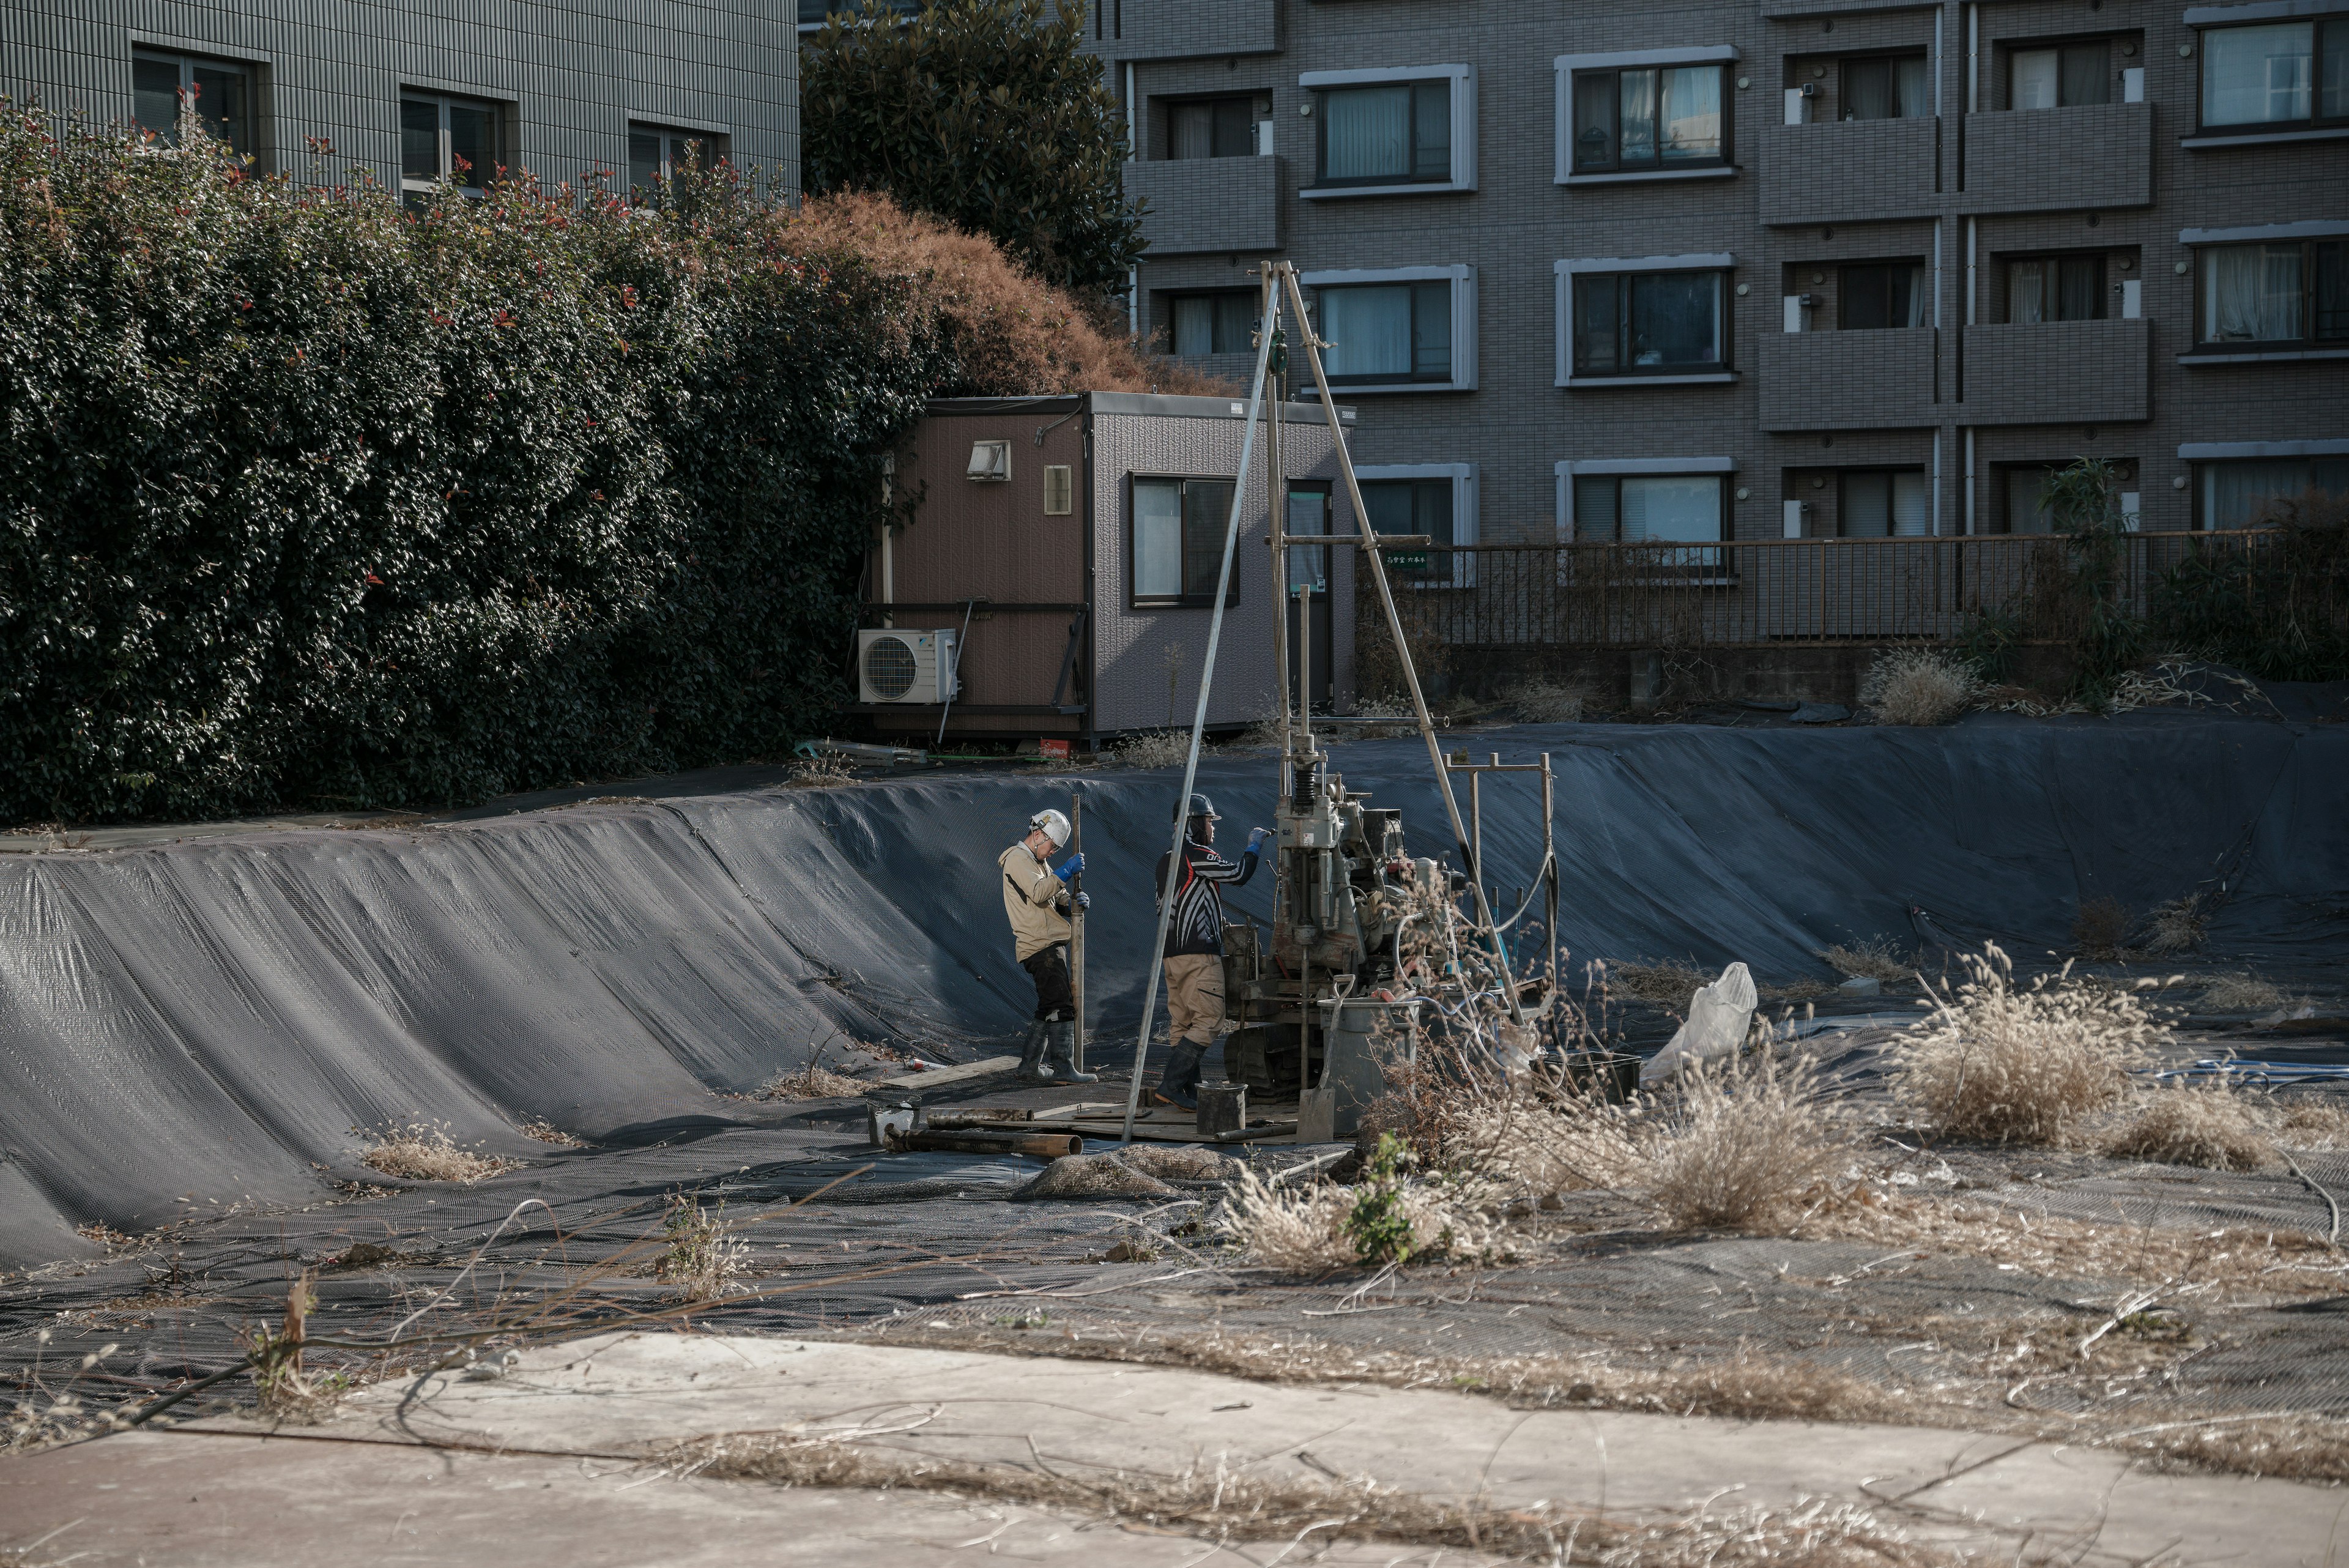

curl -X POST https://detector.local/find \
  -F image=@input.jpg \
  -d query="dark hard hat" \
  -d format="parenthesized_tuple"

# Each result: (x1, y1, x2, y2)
(1179, 792, 1219, 822)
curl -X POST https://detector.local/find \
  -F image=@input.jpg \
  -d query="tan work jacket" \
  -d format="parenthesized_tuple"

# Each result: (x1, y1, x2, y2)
(998, 842, 1073, 961)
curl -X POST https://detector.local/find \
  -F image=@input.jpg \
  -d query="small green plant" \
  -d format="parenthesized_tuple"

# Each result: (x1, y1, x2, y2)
(1345, 1132, 1419, 1266)
(1956, 606, 2025, 685)
(2046, 458, 2151, 707)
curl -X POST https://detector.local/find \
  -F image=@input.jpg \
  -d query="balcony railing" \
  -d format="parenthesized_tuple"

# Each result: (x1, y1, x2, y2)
(1963, 318, 2150, 425)
(1757, 116, 1939, 226)
(1363, 532, 2305, 650)
(1124, 155, 1281, 256)
(1958, 103, 2153, 214)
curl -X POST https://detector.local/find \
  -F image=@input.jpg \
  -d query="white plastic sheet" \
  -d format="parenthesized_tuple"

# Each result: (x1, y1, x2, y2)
(1639, 961, 1757, 1086)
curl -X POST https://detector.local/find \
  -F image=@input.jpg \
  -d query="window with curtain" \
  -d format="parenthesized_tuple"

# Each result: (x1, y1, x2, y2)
(1286, 485, 1330, 592)
(1572, 272, 1726, 374)
(2009, 42, 2111, 108)
(1317, 281, 1453, 384)
(2007, 255, 2105, 323)
(1839, 262, 1929, 330)
(1574, 474, 1725, 550)
(1841, 54, 1931, 120)
(1840, 470, 1931, 536)
(1572, 64, 1727, 171)
(1318, 80, 1451, 184)
(2003, 468, 2057, 533)
(1132, 478, 1239, 606)
(1360, 478, 1454, 582)
(2201, 458, 2349, 529)
(1168, 293, 1253, 357)
(2199, 18, 2349, 129)
(1167, 97, 1255, 160)
(2199, 240, 2349, 345)
(132, 50, 256, 158)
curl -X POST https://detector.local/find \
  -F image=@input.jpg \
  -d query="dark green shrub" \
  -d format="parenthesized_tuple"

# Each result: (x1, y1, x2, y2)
(2150, 491, 2349, 682)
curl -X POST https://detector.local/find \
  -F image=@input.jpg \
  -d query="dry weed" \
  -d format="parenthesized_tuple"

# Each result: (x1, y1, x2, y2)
(2142, 894, 2208, 954)
(1507, 675, 1591, 724)
(2200, 972, 2286, 1012)
(1890, 945, 2159, 1145)
(1605, 957, 1710, 1008)
(517, 1118, 584, 1147)
(2071, 896, 2131, 960)
(1345, 692, 1420, 737)
(358, 1123, 513, 1183)
(1219, 1162, 1497, 1272)
(1858, 648, 1984, 726)
(785, 752, 856, 788)
(1815, 937, 1915, 986)
(1644, 1057, 1851, 1231)
(657, 1195, 744, 1304)
(2100, 1081, 2274, 1170)
(1105, 729, 1191, 769)
(1444, 1089, 1644, 1197)
(2276, 1099, 2349, 1150)
(755, 1065, 870, 1100)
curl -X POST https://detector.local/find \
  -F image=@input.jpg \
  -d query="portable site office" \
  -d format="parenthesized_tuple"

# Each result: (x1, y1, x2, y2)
(858, 392, 1360, 748)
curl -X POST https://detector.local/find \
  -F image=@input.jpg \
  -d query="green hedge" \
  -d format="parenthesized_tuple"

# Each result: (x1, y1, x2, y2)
(0, 112, 951, 823)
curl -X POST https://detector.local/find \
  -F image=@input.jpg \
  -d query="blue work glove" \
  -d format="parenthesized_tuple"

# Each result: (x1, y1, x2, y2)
(1072, 890, 1091, 911)
(1054, 852, 1085, 882)
(1245, 827, 1271, 852)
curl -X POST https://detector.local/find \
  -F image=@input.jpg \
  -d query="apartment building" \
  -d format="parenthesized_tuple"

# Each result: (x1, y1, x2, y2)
(2, 0, 797, 201)
(1089, 0, 2348, 554)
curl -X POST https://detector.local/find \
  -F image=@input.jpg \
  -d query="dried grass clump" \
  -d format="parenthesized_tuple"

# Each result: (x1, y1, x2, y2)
(2200, 972, 2285, 1012)
(2101, 1081, 2274, 1170)
(784, 751, 856, 789)
(1858, 648, 1984, 726)
(2276, 1099, 2349, 1150)
(2071, 895, 2132, 960)
(657, 1195, 744, 1304)
(1219, 1162, 1496, 1272)
(1644, 1056, 1850, 1231)
(1816, 937, 1915, 985)
(1444, 1090, 1644, 1197)
(1605, 956, 1710, 1008)
(359, 1123, 513, 1183)
(517, 1118, 585, 1147)
(755, 1065, 870, 1100)
(1118, 1145, 1228, 1181)
(1890, 944, 2162, 1145)
(1507, 675, 1591, 724)
(1011, 1154, 1180, 1202)
(1105, 729, 1190, 769)
(2142, 894, 2208, 954)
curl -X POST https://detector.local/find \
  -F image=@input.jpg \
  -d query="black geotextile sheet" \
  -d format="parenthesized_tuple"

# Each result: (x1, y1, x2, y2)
(1, 710, 2344, 1266)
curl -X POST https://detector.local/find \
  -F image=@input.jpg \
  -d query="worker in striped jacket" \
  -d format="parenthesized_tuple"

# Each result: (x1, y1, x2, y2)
(1151, 792, 1267, 1110)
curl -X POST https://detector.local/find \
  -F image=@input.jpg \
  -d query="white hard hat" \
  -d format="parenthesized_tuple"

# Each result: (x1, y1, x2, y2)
(1029, 808, 1071, 848)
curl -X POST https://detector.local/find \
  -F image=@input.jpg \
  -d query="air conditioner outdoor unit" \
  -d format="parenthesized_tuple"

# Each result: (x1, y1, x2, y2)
(858, 628, 959, 704)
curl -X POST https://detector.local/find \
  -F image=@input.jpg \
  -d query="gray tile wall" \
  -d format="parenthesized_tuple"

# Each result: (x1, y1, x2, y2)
(1958, 104, 2153, 214)
(2, 0, 797, 197)
(1964, 320, 2151, 426)
(1126, 155, 1282, 255)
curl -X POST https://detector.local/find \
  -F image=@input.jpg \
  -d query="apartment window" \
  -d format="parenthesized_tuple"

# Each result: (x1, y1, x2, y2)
(1573, 474, 1725, 544)
(2008, 255, 2104, 323)
(1318, 78, 1450, 185)
(1132, 477, 1238, 606)
(629, 125, 721, 198)
(1840, 261, 1928, 329)
(799, 0, 916, 22)
(1841, 470, 1931, 536)
(2198, 240, 2349, 346)
(1360, 478, 1455, 583)
(2197, 18, 2349, 132)
(132, 50, 254, 157)
(1167, 96, 1255, 159)
(1841, 54, 1931, 120)
(401, 93, 500, 196)
(1573, 270, 1726, 375)
(2011, 41, 2110, 108)
(1285, 483, 1331, 593)
(2001, 466, 2060, 533)
(1167, 293, 1252, 357)
(1572, 64, 1726, 171)
(2200, 456, 2349, 529)
(1318, 280, 1452, 384)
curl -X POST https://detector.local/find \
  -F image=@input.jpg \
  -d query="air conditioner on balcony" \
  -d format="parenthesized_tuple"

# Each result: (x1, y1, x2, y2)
(858, 628, 959, 704)
(1784, 83, 1817, 125)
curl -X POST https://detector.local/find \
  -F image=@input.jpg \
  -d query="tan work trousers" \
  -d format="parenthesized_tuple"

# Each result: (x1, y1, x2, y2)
(1163, 953, 1225, 1047)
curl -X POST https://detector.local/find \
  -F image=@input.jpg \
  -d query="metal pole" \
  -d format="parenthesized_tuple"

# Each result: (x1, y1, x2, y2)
(1542, 752, 1558, 995)
(1119, 277, 1284, 1145)
(1266, 267, 1292, 791)
(1070, 790, 1085, 1074)
(1275, 263, 1524, 1023)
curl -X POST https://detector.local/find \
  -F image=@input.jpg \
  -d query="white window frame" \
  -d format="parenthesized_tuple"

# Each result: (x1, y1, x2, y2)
(1298, 64, 1477, 198)
(1553, 255, 1737, 387)
(1355, 463, 1479, 587)
(1554, 46, 1740, 185)
(1299, 265, 1477, 393)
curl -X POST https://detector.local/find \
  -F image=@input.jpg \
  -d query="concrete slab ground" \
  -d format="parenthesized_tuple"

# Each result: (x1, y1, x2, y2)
(7, 1334, 2342, 1566)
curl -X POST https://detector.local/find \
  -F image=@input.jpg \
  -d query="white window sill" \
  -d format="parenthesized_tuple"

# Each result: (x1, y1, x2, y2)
(1299, 181, 1475, 199)
(2180, 347, 2349, 365)
(2181, 126, 2349, 148)
(1560, 372, 1737, 387)
(1558, 166, 1737, 187)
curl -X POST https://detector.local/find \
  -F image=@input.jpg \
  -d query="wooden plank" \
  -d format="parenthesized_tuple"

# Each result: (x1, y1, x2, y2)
(871, 1057, 1017, 1091)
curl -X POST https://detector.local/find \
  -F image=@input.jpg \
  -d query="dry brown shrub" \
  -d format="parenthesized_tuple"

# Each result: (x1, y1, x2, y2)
(657, 1195, 744, 1304)
(2101, 1081, 2274, 1170)
(1219, 1161, 1497, 1272)
(1105, 728, 1190, 768)
(1445, 1088, 1644, 1197)
(1816, 937, 1915, 985)
(1605, 956, 1710, 1008)
(755, 1065, 870, 1100)
(1507, 675, 1591, 724)
(2200, 972, 2286, 1012)
(2277, 1099, 2349, 1149)
(1643, 1056, 1851, 1231)
(1890, 945, 2158, 1145)
(359, 1124, 513, 1183)
(1858, 648, 1984, 725)
(2142, 894, 2208, 954)
(2071, 895, 2132, 959)
(517, 1118, 585, 1147)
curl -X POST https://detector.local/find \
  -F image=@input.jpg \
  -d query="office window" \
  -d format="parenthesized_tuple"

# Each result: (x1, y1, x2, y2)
(2008, 255, 2104, 324)
(1841, 54, 1931, 119)
(1840, 470, 1931, 536)
(2200, 457, 2349, 529)
(1132, 477, 1238, 606)
(1360, 477, 1454, 583)
(1167, 96, 1255, 159)
(1168, 292, 1252, 357)
(629, 125, 721, 199)
(1285, 483, 1331, 593)
(1573, 271, 1726, 375)
(1318, 280, 1452, 384)
(1318, 79, 1450, 185)
(1572, 64, 1726, 170)
(2010, 42, 2110, 108)
(1840, 261, 1928, 329)
(132, 50, 253, 157)
(401, 93, 500, 196)
(2199, 240, 2349, 345)
(2198, 19, 2349, 130)
(1573, 474, 1724, 544)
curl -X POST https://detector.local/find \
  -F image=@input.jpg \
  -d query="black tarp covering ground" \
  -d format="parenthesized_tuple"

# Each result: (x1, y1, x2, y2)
(1, 710, 2345, 1267)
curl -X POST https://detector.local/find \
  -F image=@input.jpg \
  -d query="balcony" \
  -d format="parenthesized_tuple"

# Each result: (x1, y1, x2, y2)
(1757, 117, 1939, 226)
(1125, 155, 1282, 257)
(1757, 329, 1938, 431)
(1085, 0, 1275, 61)
(1963, 318, 2150, 425)
(1959, 104, 2153, 214)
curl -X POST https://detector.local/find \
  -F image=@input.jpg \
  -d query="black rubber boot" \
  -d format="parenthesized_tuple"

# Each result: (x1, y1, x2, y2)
(1043, 1020, 1097, 1083)
(1152, 1038, 1204, 1109)
(1014, 1020, 1053, 1083)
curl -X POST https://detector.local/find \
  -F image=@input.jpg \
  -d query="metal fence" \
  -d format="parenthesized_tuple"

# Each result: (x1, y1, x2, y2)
(1372, 530, 2304, 650)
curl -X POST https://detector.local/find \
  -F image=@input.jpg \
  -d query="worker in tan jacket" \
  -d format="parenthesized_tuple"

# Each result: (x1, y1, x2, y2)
(999, 808, 1095, 1083)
